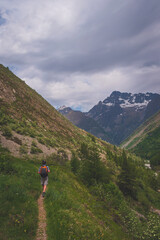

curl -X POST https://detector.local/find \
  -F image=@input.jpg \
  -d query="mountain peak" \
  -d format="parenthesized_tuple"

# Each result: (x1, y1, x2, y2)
(58, 106, 73, 114)
(58, 105, 68, 111)
(87, 91, 160, 144)
(103, 92, 157, 109)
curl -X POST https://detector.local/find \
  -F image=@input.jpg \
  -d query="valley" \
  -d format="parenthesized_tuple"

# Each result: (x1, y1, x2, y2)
(0, 64, 160, 240)
(58, 91, 160, 145)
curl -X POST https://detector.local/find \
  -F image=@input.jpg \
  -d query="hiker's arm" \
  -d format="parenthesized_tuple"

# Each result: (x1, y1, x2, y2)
(47, 166, 50, 173)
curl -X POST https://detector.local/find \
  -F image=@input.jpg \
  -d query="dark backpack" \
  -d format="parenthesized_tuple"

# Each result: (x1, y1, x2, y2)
(40, 166, 48, 178)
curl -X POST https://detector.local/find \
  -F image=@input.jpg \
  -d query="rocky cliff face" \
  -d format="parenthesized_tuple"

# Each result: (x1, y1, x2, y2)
(86, 91, 160, 145)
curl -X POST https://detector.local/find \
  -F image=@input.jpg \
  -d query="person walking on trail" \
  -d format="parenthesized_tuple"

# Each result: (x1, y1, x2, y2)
(38, 160, 50, 197)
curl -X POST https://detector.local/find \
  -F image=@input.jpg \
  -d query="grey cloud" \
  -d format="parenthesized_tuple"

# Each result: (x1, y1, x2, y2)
(32, 0, 160, 76)
(0, 0, 160, 110)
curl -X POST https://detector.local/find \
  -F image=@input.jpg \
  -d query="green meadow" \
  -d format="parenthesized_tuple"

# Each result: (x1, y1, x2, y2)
(0, 146, 41, 240)
(45, 166, 129, 240)
(1, 142, 160, 240)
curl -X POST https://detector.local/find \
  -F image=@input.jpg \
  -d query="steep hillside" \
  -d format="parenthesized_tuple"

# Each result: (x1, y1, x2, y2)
(58, 106, 111, 142)
(121, 111, 160, 163)
(0, 64, 111, 157)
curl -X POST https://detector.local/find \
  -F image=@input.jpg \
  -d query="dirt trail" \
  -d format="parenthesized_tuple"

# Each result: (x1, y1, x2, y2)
(36, 195, 47, 240)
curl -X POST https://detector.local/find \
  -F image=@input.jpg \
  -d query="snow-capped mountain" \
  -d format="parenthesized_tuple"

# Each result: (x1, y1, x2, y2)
(58, 91, 160, 145)
(58, 106, 72, 114)
(103, 92, 152, 109)
(87, 91, 160, 144)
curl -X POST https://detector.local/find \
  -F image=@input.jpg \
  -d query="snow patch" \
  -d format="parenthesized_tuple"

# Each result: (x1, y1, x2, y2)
(120, 99, 150, 108)
(58, 105, 67, 110)
(104, 102, 114, 107)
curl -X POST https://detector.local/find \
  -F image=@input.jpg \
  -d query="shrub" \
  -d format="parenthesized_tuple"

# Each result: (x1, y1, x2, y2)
(70, 152, 80, 174)
(20, 144, 28, 154)
(30, 141, 43, 154)
(38, 137, 45, 145)
(0, 154, 15, 174)
(79, 145, 111, 186)
(30, 146, 43, 154)
(2, 126, 12, 138)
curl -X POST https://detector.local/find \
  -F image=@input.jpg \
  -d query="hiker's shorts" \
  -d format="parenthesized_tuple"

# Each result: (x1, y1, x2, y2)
(41, 176, 48, 186)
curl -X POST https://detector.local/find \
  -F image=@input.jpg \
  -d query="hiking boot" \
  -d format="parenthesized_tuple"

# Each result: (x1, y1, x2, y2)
(42, 192, 46, 197)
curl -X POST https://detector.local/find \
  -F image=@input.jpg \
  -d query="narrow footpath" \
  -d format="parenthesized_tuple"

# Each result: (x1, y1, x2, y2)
(36, 195, 47, 240)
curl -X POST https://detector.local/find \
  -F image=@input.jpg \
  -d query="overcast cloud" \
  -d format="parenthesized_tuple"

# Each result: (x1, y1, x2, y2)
(0, 0, 160, 111)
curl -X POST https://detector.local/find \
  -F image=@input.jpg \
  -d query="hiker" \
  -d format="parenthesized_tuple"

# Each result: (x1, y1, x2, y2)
(38, 160, 50, 197)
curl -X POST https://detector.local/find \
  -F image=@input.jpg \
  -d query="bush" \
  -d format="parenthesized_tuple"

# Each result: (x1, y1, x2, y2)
(0, 154, 15, 174)
(38, 137, 45, 145)
(30, 141, 43, 154)
(2, 126, 12, 138)
(30, 146, 43, 154)
(90, 182, 124, 208)
(20, 144, 28, 154)
(70, 152, 80, 174)
(79, 144, 111, 186)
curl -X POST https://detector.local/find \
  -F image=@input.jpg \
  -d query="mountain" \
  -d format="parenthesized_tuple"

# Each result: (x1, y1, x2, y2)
(58, 106, 111, 142)
(1, 64, 160, 240)
(121, 110, 160, 164)
(87, 91, 160, 145)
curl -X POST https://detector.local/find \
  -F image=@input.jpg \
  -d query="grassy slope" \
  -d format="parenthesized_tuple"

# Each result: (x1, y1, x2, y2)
(0, 146, 41, 240)
(0, 64, 113, 158)
(133, 125, 160, 160)
(0, 143, 126, 240)
(45, 166, 129, 240)
(121, 111, 160, 156)
(0, 64, 87, 150)
(1, 146, 160, 240)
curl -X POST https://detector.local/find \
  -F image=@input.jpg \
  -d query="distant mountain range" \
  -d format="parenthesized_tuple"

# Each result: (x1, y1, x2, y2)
(58, 106, 110, 142)
(58, 91, 160, 145)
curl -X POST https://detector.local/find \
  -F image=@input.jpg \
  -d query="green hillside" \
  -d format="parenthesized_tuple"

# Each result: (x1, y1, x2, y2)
(1, 143, 160, 240)
(121, 111, 160, 167)
(0, 64, 112, 157)
(0, 64, 160, 240)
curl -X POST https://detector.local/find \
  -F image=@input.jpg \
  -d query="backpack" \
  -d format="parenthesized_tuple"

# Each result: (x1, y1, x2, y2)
(40, 166, 48, 178)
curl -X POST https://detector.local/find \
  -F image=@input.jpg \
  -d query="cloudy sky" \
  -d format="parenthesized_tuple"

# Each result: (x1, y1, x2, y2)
(0, 0, 160, 111)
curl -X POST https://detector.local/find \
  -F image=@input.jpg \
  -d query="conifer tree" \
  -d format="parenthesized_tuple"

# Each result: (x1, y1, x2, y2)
(79, 144, 110, 186)
(118, 150, 137, 198)
(70, 152, 79, 174)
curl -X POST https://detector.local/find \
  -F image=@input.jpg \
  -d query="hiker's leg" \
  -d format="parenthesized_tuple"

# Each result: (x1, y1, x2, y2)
(43, 184, 47, 192)
(42, 177, 48, 196)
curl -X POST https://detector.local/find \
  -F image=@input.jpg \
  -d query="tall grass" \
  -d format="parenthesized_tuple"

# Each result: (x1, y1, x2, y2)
(45, 166, 129, 240)
(0, 150, 41, 240)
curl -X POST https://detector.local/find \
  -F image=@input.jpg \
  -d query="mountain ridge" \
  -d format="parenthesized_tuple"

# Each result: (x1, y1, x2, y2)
(58, 91, 160, 145)
(58, 106, 112, 142)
